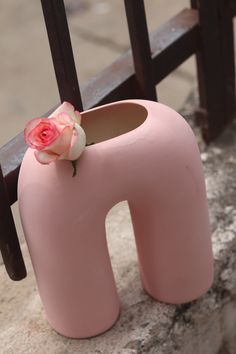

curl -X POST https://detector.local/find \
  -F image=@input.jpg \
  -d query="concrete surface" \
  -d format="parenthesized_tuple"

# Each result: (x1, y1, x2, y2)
(1, 1, 236, 353)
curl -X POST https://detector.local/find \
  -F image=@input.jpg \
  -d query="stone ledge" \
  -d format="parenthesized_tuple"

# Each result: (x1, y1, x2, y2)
(0, 97, 236, 353)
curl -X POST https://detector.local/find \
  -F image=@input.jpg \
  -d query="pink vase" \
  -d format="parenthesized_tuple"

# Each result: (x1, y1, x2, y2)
(18, 99, 213, 338)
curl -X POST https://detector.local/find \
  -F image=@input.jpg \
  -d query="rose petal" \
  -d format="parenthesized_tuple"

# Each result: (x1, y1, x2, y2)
(45, 126, 73, 156)
(24, 118, 43, 147)
(25, 117, 43, 134)
(35, 150, 59, 164)
(49, 102, 81, 123)
(25, 118, 60, 150)
(53, 112, 75, 127)
(49, 102, 73, 117)
(74, 110, 81, 124)
(65, 124, 86, 161)
(26, 101, 85, 167)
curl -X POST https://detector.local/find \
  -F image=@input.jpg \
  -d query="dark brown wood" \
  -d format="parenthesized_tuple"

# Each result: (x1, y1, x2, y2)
(0, 133, 26, 206)
(124, 0, 157, 101)
(150, 9, 199, 84)
(0, 9, 199, 208)
(229, 0, 236, 16)
(219, 0, 235, 128)
(190, 0, 198, 8)
(41, 0, 83, 111)
(0, 164, 26, 280)
(83, 9, 199, 109)
(193, 0, 235, 140)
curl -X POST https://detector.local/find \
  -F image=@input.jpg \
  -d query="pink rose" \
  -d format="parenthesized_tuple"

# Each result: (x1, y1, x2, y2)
(24, 102, 86, 165)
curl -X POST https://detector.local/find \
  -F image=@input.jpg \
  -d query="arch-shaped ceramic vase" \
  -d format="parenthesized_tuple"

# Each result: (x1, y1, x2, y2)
(18, 99, 214, 338)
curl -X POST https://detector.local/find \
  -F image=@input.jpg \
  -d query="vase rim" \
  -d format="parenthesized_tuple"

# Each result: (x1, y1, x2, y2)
(80, 100, 150, 148)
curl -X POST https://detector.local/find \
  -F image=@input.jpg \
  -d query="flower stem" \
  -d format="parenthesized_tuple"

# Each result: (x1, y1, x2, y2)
(71, 160, 77, 177)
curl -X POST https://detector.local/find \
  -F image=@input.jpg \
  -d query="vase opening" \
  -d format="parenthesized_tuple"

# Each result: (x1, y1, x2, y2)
(81, 102, 147, 145)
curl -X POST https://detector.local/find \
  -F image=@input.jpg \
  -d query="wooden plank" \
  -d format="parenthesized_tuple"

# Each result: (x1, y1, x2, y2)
(124, 0, 157, 101)
(83, 9, 199, 109)
(0, 9, 199, 205)
(219, 0, 235, 126)
(0, 165, 26, 280)
(193, 0, 235, 140)
(190, 0, 198, 8)
(229, 0, 236, 16)
(41, 0, 83, 110)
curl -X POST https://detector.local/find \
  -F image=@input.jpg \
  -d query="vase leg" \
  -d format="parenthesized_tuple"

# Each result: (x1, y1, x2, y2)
(21, 206, 120, 338)
(128, 185, 213, 304)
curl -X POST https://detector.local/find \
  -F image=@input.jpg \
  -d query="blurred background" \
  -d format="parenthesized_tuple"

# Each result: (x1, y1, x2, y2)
(0, 0, 195, 148)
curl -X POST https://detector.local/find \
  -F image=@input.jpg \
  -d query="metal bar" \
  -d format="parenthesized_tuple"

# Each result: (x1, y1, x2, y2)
(41, 0, 83, 111)
(83, 9, 198, 109)
(193, 0, 235, 140)
(229, 0, 236, 16)
(1, 9, 199, 205)
(0, 164, 26, 280)
(219, 0, 235, 127)
(124, 0, 157, 101)
(190, 0, 198, 8)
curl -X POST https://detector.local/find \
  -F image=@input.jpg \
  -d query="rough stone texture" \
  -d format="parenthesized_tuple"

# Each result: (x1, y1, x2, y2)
(1, 92, 236, 353)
